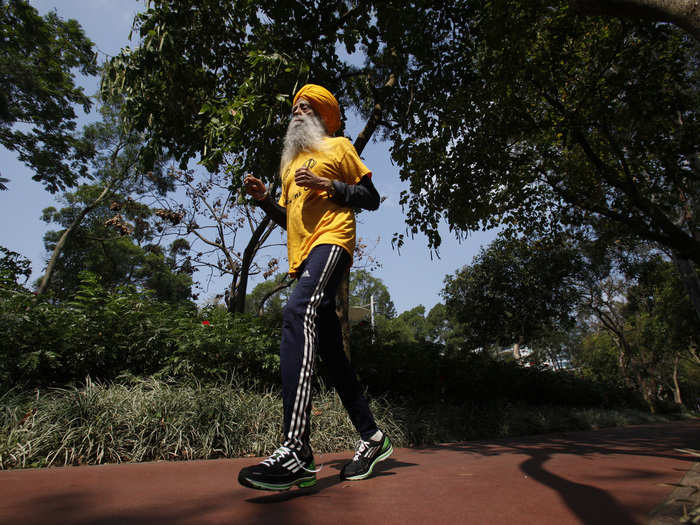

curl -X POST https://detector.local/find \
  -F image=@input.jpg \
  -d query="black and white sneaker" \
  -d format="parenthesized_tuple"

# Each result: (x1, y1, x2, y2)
(340, 433, 393, 480)
(238, 444, 319, 491)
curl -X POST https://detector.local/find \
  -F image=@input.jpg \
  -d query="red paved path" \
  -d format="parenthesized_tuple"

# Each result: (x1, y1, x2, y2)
(1, 421, 698, 524)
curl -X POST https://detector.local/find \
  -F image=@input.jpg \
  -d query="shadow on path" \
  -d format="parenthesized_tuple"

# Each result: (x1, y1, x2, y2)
(431, 421, 700, 525)
(4, 489, 241, 525)
(519, 449, 641, 525)
(245, 457, 416, 504)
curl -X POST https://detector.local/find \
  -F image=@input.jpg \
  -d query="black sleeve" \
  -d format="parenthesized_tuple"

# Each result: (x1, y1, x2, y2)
(259, 194, 287, 230)
(329, 175, 380, 211)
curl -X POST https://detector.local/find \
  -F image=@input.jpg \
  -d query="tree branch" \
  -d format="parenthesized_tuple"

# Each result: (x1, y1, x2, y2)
(570, 0, 700, 42)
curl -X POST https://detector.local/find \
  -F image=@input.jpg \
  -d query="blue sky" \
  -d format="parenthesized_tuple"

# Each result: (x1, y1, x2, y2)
(1, 0, 497, 314)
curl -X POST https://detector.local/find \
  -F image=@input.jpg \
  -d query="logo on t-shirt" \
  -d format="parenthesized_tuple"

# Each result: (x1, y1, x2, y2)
(284, 158, 318, 206)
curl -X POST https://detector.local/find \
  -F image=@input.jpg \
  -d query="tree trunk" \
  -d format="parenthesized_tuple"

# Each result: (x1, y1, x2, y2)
(616, 336, 635, 388)
(231, 216, 273, 314)
(225, 272, 238, 314)
(632, 368, 657, 413)
(513, 335, 524, 360)
(37, 181, 116, 295)
(641, 379, 657, 413)
(570, 0, 700, 42)
(335, 268, 352, 361)
(672, 353, 683, 406)
(689, 337, 699, 365)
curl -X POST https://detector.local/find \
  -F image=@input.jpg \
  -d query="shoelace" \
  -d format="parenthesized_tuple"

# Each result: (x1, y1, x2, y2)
(261, 445, 292, 467)
(352, 439, 371, 461)
(302, 462, 322, 473)
(262, 445, 322, 473)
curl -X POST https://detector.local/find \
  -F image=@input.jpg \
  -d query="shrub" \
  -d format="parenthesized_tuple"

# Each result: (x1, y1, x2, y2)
(0, 376, 671, 470)
(350, 334, 643, 409)
(160, 305, 280, 384)
(0, 273, 280, 390)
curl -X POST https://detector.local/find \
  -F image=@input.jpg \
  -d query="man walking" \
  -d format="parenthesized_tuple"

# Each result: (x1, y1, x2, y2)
(239, 84, 392, 491)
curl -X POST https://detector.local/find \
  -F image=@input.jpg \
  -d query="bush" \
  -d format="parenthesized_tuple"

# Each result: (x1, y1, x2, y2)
(161, 305, 280, 384)
(350, 331, 643, 409)
(0, 376, 672, 470)
(0, 272, 280, 390)
(0, 376, 401, 468)
(0, 271, 642, 412)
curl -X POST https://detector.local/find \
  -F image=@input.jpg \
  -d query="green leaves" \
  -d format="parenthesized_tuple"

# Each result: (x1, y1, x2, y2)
(102, 1, 299, 181)
(0, 246, 31, 288)
(441, 232, 581, 349)
(1, 0, 98, 192)
(0, 263, 285, 389)
(99, 0, 700, 269)
(383, 1, 700, 263)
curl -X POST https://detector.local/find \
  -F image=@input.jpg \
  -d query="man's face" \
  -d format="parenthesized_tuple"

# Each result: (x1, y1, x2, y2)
(281, 97, 327, 167)
(291, 98, 315, 124)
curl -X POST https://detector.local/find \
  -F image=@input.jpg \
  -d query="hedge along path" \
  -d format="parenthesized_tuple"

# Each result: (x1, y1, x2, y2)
(0, 378, 405, 469)
(0, 377, 676, 470)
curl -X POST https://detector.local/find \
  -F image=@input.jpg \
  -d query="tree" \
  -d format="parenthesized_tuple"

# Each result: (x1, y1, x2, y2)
(574, 241, 700, 410)
(384, 305, 433, 343)
(422, 302, 471, 353)
(245, 272, 295, 324)
(40, 184, 192, 302)
(0, 0, 97, 192)
(37, 104, 191, 302)
(570, 0, 700, 41)
(383, 1, 700, 317)
(102, 0, 700, 269)
(103, 0, 700, 342)
(577, 275, 669, 412)
(36, 101, 176, 296)
(349, 270, 396, 319)
(0, 246, 31, 289)
(623, 256, 699, 406)
(442, 233, 581, 357)
(573, 328, 624, 385)
(386, 1, 700, 256)
(151, 166, 283, 314)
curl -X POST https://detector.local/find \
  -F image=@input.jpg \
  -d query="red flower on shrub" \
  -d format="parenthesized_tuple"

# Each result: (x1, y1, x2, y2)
(202, 320, 211, 326)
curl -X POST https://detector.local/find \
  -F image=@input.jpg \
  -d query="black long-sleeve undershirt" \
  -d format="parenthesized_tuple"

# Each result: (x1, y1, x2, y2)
(259, 175, 380, 230)
(259, 194, 287, 229)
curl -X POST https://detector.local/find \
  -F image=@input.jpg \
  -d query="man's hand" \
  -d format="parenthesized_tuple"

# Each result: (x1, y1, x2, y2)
(243, 175, 267, 201)
(294, 167, 332, 192)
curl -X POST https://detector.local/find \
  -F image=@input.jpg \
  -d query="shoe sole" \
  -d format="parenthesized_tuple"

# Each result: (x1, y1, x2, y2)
(341, 443, 394, 481)
(239, 474, 317, 491)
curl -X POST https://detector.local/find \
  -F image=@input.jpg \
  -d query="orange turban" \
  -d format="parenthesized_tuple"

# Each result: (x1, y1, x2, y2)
(293, 84, 341, 135)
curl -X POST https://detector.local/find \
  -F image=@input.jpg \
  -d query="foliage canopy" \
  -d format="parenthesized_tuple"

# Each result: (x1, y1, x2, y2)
(103, 1, 700, 267)
(1, 0, 97, 192)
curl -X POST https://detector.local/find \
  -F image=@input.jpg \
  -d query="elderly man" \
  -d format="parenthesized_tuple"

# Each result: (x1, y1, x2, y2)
(239, 84, 392, 491)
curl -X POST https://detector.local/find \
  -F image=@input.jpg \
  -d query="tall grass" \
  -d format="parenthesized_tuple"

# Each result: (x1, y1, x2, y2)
(0, 376, 674, 470)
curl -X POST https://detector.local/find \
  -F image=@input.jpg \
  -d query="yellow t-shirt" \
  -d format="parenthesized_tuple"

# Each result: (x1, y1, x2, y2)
(279, 137, 371, 277)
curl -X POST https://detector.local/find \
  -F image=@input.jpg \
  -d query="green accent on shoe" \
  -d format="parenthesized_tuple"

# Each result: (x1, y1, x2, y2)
(344, 436, 393, 481)
(244, 474, 317, 491)
(298, 478, 318, 488)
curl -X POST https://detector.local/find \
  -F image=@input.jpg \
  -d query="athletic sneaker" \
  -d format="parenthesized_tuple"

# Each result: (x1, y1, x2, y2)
(340, 433, 393, 480)
(238, 444, 318, 491)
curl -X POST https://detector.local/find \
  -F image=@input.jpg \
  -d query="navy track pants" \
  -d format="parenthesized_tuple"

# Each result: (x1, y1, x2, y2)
(281, 244, 378, 449)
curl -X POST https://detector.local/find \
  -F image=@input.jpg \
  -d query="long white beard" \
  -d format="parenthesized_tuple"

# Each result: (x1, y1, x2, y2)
(280, 113, 328, 176)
